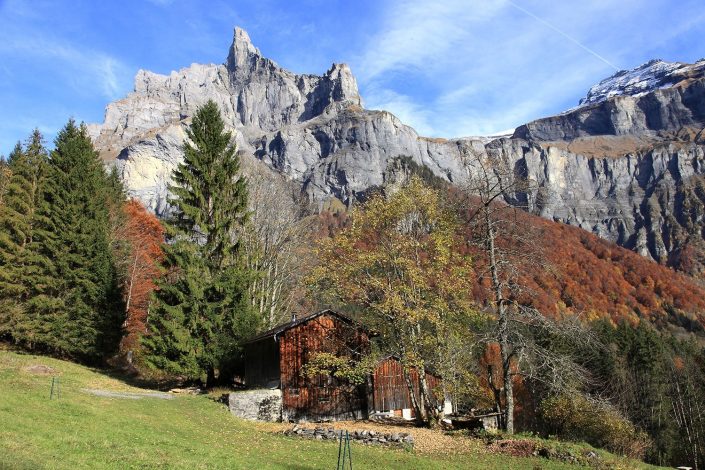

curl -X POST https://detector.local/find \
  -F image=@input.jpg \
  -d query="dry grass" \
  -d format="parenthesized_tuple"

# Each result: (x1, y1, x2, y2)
(541, 125, 705, 158)
(419, 136, 450, 144)
(541, 135, 657, 158)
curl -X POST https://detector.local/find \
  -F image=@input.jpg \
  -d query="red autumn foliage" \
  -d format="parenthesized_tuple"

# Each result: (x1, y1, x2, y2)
(118, 199, 165, 354)
(479, 342, 532, 422)
(518, 215, 705, 325)
(316, 191, 705, 331)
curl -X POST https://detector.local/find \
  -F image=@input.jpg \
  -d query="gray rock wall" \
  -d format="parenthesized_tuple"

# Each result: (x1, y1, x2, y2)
(228, 389, 282, 422)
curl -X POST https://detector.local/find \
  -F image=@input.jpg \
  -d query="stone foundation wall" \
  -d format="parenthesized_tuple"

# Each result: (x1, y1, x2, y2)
(228, 389, 282, 421)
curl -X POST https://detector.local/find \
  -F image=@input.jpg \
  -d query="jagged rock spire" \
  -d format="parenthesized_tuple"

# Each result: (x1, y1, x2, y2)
(227, 26, 262, 72)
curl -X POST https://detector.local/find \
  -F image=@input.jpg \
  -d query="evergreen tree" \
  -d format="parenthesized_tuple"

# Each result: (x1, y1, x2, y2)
(143, 100, 257, 385)
(0, 157, 12, 206)
(26, 120, 123, 359)
(0, 131, 49, 343)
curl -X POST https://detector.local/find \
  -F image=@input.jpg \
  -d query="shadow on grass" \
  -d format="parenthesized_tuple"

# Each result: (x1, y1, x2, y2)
(1, 341, 183, 391)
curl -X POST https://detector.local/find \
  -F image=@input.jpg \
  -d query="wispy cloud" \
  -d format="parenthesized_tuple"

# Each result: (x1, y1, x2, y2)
(507, 0, 619, 71)
(356, 0, 508, 83)
(0, 35, 131, 100)
(354, 0, 704, 137)
(364, 86, 437, 136)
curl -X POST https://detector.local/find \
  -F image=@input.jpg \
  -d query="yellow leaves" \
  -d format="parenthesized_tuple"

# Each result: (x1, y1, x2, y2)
(308, 177, 482, 367)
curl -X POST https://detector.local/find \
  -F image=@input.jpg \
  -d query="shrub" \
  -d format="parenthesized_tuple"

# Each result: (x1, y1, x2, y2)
(540, 394, 651, 459)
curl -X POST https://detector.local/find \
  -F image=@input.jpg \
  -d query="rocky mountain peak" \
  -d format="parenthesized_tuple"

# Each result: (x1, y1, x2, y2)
(89, 28, 705, 271)
(578, 58, 705, 106)
(227, 26, 264, 74)
(321, 63, 361, 107)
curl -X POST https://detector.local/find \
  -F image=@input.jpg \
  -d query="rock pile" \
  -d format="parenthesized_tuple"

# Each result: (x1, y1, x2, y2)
(283, 425, 415, 448)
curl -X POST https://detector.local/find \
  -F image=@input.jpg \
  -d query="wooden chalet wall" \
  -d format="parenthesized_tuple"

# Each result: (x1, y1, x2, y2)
(372, 357, 442, 416)
(279, 314, 370, 421)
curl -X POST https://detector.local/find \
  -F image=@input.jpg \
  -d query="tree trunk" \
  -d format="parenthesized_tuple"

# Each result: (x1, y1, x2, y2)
(206, 366, 217, 389)
(485, 204, 514, 434)
(403, 369, 427, 424)
(418, 366, 440, 424)
(487, 364, 503, 425)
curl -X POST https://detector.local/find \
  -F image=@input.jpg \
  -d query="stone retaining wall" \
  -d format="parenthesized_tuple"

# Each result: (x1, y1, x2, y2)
(283, 425, 414, 448)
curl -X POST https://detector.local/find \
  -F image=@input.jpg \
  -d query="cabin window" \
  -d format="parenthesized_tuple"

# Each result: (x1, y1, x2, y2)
(315, 373, 337, 388)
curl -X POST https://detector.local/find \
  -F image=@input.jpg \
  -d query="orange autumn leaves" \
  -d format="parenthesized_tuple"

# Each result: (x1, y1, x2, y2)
(116, 200, 164, 353)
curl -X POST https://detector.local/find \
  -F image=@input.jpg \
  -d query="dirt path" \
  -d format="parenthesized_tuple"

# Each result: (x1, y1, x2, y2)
(81, 388, 174, 400)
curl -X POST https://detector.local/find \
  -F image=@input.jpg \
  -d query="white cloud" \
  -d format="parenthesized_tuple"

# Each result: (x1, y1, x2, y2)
(0, 36, 131, 100)
(364, 86, 436, 136)
(356, 0, 508, 83)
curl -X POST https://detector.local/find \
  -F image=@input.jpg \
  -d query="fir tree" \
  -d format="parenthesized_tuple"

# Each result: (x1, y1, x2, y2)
(26, 120, 123, 359)
(0, 157, 12, 206)
(144, 100, 257, 385)
(0, 131, 49, 343)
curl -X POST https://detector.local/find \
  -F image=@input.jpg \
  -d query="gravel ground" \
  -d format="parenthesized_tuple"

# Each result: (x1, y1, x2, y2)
(253, 419, 484, 455)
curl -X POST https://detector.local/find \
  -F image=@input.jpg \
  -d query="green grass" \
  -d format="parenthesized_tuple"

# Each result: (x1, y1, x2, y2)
(0, 350, 658, 469)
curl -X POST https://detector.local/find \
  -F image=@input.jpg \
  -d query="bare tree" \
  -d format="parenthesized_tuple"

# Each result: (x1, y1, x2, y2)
(459, 147, 592, 433)
(670, 360, 705, 470)
(240, 160, 315, 328)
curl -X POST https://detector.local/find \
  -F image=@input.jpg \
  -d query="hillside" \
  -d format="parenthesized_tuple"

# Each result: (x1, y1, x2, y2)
(507, 210, 705, 330)
(0, 349, 659, 470)
(466, 202, 705, 334)
(318, 186, 705, 335)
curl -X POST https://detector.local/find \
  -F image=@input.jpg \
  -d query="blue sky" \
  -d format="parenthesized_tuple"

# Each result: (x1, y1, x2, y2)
(1, 0, 704, 154)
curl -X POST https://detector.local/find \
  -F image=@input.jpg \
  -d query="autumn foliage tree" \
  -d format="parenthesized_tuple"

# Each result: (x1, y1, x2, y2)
(114, 199, 164, 361)
(311, 177, 479, 423)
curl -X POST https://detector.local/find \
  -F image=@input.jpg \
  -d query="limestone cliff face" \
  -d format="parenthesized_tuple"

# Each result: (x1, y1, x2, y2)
(88, 29, 705, 273)
(485, 137, 705, 271)
(89, 27, 468, 212)
(514, 59, 705, 141)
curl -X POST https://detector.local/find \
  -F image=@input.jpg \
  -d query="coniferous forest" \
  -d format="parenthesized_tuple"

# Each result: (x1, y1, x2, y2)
(2, 100, 705, 468)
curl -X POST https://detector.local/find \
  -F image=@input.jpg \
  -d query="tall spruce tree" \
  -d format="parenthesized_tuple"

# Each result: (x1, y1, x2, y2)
(0, 131, 49, 343)
(25, 121, 123, 359)
(143, 100, 257, 385)
(0, 156, 12, 206)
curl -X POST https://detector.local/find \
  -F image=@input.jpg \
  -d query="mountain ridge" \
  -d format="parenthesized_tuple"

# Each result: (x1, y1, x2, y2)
(88, 27, 705, 274)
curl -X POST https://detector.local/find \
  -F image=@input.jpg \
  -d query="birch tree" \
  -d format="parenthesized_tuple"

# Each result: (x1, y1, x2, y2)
(311, 176, 479, 424)
(240, 166, 314, 328)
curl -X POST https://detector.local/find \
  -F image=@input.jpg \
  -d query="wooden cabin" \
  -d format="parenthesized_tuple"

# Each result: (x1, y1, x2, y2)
(243, 310, 370, 421)
(237, 309, 448, 422)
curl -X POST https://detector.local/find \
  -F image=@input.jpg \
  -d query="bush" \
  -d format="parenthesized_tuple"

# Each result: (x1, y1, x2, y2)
(540, 394, 651, 460)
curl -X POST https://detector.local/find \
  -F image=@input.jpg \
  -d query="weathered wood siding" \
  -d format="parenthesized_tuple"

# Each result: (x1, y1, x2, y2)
(279, 314, 369, 421)
(372, 357, 442, 414)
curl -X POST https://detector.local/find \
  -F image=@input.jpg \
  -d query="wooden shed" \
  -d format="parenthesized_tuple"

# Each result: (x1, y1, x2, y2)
(240, 309, 449, 422)
(370, 356, 445, 419)
(243, 310, 370, 421)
